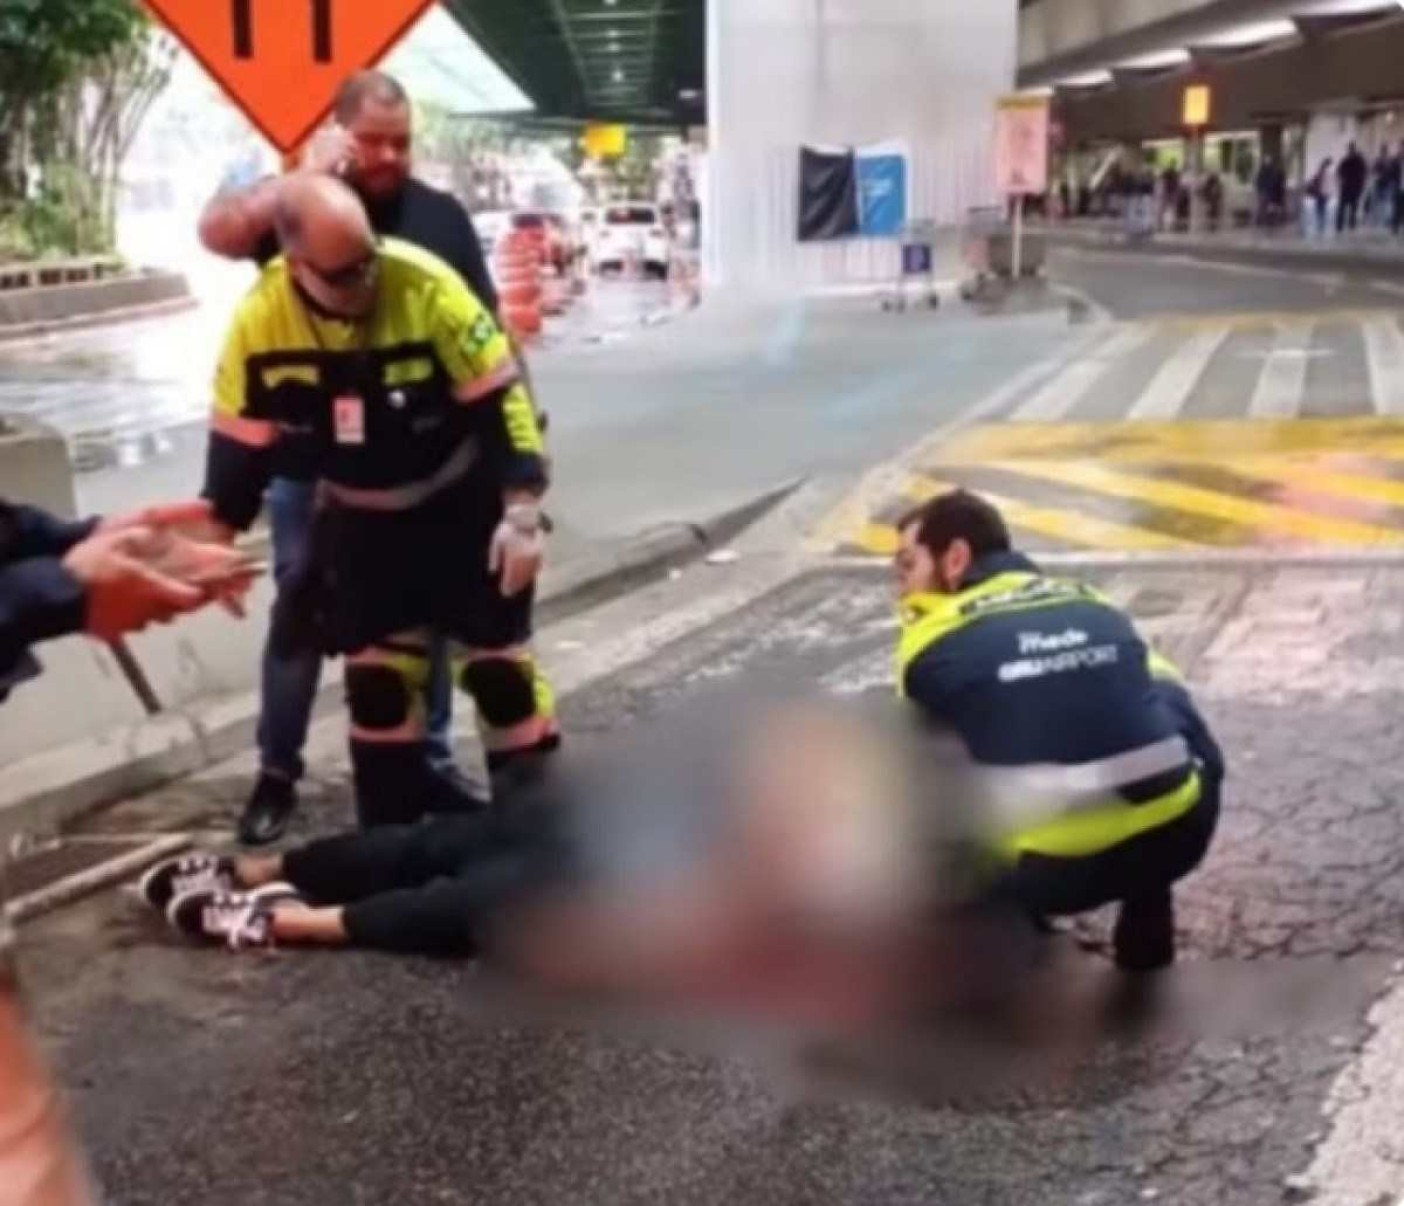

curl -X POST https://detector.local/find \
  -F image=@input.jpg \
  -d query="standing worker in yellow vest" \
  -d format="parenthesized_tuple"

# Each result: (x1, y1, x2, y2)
(196, 175, 555, 828)
(893, 490, 1225, 972)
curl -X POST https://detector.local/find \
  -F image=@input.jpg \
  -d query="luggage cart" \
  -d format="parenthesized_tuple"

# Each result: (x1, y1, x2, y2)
(881, 219, 941, 312)
(960, 205, 1009, 292)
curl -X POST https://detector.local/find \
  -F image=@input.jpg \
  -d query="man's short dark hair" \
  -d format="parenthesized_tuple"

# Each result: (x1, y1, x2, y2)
(334, 70, 409, 124)
(897, 490, 1011, 560)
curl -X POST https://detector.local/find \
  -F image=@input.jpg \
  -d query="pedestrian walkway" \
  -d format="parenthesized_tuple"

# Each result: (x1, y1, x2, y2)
(1047, 218, 1404, 266)
(817, 310, 1404, 555)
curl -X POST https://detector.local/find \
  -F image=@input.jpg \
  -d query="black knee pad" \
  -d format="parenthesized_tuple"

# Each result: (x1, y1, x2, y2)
(347, 664, 412, 731)
(460, 658, 536, 728)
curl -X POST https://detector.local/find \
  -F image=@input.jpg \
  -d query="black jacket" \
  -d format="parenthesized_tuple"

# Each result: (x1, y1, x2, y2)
(0, 501, 95, 701)
(900, 551, 1223, 779)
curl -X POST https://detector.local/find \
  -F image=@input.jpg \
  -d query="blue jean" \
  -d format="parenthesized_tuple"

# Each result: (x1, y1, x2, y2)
(257, 478, 455, 781)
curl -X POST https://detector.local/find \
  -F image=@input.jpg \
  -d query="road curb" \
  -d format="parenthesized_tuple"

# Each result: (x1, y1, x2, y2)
(0, 277, 197, 346)
(0, 480, 803, 855)
(1045, 227, 1404, 282)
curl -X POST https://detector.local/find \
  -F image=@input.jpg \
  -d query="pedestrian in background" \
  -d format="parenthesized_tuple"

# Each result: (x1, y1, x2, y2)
(1336, 142, 1367, 233)
(1306, 158, 1334, 238)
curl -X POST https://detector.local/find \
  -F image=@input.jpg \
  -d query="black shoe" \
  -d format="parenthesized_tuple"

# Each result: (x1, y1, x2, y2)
(139, 852, 236, 912)
(424, 762, 492, 815)
(167, 884, 300, 950)
(238, 773, 298, 847)
(1113, 891, 1176, 973)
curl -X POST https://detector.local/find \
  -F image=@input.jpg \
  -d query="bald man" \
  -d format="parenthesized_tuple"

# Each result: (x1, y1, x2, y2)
(200, 176, 557, 830)
(201, 71, 509, 845)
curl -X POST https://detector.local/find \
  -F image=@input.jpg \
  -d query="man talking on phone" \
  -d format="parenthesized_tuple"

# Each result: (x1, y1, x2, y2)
(199, 70, 557, 846)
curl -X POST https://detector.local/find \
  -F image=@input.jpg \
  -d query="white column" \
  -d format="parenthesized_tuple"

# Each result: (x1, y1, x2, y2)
(704, 0, 1018, 295)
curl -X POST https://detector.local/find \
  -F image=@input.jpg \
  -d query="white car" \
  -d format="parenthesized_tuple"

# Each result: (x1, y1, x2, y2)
(592, 204, 671, 278)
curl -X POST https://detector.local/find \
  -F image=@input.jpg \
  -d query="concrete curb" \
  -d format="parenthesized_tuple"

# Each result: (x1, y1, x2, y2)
(0, 294, 198, 345)
(0, 271, 195, 344)
(0, 480, 804, 852)
(5, 834, 191, 926)
(1044, 227, 1404, 282)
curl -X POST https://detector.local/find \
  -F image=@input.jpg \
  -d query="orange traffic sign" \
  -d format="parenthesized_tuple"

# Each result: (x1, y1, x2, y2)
(142, 0, 438, 152)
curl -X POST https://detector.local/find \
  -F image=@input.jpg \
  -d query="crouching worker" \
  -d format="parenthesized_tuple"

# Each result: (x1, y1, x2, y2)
(893, 490, 1226, 972)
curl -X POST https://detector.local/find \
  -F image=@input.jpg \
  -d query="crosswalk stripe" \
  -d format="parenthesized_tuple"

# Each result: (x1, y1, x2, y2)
(1249, 323, 1315, 419)
(1224, 456, 1404, 511)
(1010, 326, 1154, 423)
(1363, 316, 1404, 416)
(1127, 326, 1230, 421)
(901, 473, 1196, 552)
(985, 458, 1404, 546)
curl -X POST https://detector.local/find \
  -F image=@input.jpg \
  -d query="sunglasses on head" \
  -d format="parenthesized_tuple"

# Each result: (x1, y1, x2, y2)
(307, 246, 379, 290)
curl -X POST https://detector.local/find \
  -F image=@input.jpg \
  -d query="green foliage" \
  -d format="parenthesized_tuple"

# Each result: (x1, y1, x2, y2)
(0, 0, 145, 102)
(0, 0, 167, 258)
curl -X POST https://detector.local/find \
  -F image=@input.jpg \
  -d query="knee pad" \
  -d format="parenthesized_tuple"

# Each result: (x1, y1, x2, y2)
(346, 663, 412, 732)
(460, 657, 536, 729)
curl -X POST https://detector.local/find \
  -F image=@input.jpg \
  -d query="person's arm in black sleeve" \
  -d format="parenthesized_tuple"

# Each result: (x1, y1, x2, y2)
(902, 644, 958, 726)
(199, 315, 277, 536)
(438, 193, 500, 316)
(1147, 651, 1226, 785)
(0, 558, 85, 656)
(433, 279, 547, 495)
(0, 501, 97, 561)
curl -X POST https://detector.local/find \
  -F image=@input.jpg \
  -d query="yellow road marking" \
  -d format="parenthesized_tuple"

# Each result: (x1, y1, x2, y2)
(849, 522, 898, 556)
(985, 459, 1404, 546)
(900, 473, 1197, 552)
(931, 417, 1404, 465)
(1223, 457, 1404, 512)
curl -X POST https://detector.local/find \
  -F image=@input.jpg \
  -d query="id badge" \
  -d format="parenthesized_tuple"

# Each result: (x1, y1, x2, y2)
(333, 395, 366, 446)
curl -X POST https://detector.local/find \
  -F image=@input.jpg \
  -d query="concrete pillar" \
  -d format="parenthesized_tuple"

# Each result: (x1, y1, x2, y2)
(0, 418, 77, 518)
(704, 0, 1019, 294)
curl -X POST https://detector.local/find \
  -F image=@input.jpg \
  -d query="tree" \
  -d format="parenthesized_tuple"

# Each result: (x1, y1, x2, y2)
(38, 26, 177, 252)
(0, 0, 146, 199)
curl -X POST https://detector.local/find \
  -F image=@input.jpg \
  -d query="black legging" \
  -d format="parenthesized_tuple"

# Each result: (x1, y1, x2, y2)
(282, 808, 561, 956)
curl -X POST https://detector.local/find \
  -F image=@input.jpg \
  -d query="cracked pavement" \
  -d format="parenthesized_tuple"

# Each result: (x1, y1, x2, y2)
(15, 561, 1404, 1205)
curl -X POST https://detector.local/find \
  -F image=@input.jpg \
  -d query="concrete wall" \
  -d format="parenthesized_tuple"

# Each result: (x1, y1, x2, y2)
(704, 0, 1017, 293)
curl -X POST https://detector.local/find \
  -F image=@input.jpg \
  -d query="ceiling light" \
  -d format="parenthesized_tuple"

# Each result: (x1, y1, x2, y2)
(1196, 18, 1297, 47)
(1056, 69, 1113, 87)
(1117, 48, 1191, 69)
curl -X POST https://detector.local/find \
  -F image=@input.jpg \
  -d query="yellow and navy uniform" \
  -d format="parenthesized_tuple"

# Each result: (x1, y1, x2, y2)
(897, 551, 1223, 913)
(205, 237, 545, 531)
(202, 239, 557, 827)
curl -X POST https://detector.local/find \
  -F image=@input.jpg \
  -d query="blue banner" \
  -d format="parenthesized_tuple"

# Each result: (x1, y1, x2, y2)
(857, 153, 907, 237)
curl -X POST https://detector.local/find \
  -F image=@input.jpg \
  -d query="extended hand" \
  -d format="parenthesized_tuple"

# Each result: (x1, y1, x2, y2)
(63, 527, 206, 642)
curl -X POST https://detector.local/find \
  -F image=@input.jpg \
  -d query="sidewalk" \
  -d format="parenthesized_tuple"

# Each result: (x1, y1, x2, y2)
(1041, 217, 1404, 279)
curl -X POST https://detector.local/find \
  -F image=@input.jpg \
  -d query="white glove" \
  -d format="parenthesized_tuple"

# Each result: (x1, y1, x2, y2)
(489, 502, 545, 598)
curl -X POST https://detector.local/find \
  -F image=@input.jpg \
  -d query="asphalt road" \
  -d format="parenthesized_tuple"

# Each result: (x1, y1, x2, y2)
(19, 560, 1404, 1205)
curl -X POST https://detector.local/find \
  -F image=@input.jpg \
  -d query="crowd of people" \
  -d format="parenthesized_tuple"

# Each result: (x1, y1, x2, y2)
(1055, 139, 1404, 240)
(1302, 141, 1404, 236)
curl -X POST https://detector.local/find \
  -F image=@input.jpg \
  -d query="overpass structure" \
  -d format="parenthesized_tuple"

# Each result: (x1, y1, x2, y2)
(1019, 0, 1404, 174)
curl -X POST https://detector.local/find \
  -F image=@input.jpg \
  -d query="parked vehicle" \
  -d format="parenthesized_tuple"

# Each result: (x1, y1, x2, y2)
(592, 203, 671, 278)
